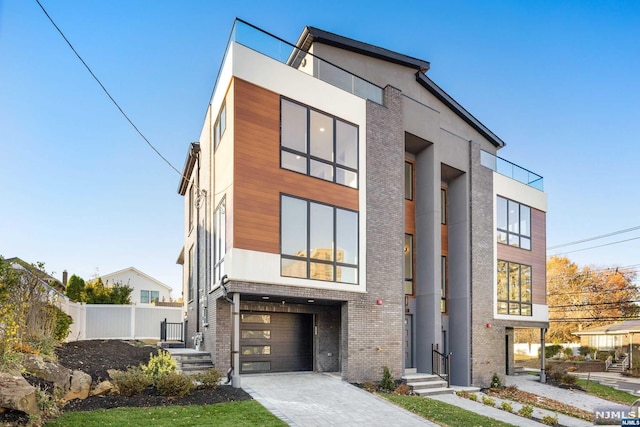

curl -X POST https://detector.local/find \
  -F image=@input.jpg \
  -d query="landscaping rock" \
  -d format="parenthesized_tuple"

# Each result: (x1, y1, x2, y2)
(21, 353, 72, 391)
(90, 380, 115, 396)
(0, 372, 39, 416)
(63, 370, 92, 401)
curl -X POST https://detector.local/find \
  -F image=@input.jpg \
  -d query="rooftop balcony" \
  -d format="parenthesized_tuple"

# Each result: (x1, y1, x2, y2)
(211, 19, 384, 106)
(480, 150, 544, 191)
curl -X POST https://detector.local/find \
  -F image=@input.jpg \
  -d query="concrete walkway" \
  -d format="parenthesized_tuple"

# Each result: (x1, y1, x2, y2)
(241, 372, 436, 426)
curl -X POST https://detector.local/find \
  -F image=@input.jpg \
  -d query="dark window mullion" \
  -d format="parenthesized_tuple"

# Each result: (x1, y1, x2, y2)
(306, 199, 311, 280)
(332, 117, 337, 184)
(333, 206, 337, 281)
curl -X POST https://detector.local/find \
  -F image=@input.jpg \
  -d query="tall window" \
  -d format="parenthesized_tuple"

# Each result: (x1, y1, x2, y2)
(497, 196, 531, 250)
(497, 260, 532, 316)
(280, 98, 358, 188)
(404, 234, 413, 295)
(404, 162, 413, 200)
(441, 188, 447, 225)
(188, 184, 194, 231)
(214, 198, 226, 284)
(441, 256, 447, 313)
(280, 195, 358, 284)
(188, 245, 194, 301)
(214, 102, 226, 148)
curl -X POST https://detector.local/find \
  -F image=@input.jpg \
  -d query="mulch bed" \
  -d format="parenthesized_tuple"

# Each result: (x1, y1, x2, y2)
(1, 340, 251, 425)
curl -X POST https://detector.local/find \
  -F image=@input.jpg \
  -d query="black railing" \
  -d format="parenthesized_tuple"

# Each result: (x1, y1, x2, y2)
(432, 344, 451, 388)
(160, 318, 184, 342)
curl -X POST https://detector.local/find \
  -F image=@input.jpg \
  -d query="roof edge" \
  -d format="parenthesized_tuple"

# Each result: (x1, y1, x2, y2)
(300, 26, 430, 72)
(177, 142, 200, 195)
(416, 72, 505, 148)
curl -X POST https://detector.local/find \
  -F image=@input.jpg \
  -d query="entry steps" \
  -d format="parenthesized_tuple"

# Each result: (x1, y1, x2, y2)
(402, 372, 455, 396)
(165, 348, 215, 375)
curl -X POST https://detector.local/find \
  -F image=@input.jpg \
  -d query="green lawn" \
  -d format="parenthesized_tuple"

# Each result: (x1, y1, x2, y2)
(382, 394, 517, 427)
(45, 401, 287, 427)
(577, 379, 640, 405)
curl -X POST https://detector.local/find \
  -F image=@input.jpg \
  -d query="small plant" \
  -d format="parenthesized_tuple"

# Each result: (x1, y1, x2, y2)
(467, 392, 478, 401)
(193, 368, 222, 390)
(541, 414, 558, 425)
(380, 366, 395, 392)
(110, 367, 152, 397)
(561, 373, 578, 385)
(156, 372, 194, 397)
(490, 373, 502, 388)
(518, 404, 534, 418)
(141, 350, 176, 384)
(393, 383, 411, 395)
(53, 307, 73, 341)
(500, 401, 513, 412)
(35, 385, 61, 419)
(362, 381, 377, 392)
(563, 347, 574, 358)
(481, 395, 495, 407)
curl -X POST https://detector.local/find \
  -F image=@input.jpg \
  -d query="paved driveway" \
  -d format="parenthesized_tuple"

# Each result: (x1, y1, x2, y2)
(241, 372, 435, 426)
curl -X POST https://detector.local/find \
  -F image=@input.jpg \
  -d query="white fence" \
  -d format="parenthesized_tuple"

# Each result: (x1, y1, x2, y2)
(514, 342, 581, 357)
(56, 297, 182, 341)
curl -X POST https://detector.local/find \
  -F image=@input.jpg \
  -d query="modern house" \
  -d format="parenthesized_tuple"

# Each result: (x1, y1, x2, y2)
(574, 320, 640, 352)
(177, 19, 548, 387)
(99, 267, 174, 305)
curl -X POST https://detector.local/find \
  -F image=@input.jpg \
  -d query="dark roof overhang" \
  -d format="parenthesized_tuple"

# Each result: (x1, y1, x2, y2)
(416, 72, 505, 148)
(295, 26, 430, 72)
(177, 142, 200, 195)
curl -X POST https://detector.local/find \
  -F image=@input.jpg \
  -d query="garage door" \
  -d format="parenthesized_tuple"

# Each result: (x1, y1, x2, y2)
(240, 312, 313, 373)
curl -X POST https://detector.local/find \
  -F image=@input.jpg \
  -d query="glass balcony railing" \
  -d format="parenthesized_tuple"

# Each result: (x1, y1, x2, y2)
(480, 150, 544, 191)
(217, 19, 384, 105)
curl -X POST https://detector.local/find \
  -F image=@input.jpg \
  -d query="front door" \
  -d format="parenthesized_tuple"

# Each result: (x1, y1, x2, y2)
(404, 314, 413, 368)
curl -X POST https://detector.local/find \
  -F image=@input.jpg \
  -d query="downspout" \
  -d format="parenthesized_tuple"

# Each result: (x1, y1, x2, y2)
(195, 148, 201, 333)
(232, 291, 241, 388)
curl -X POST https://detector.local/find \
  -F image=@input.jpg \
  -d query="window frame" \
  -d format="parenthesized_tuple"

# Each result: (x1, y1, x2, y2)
(404, 234, 414, 295)
(213, 197, 226, 286)
(280, 194, 359, 284)
(404, 161, 413, 201)
(496, 260, 532, 316)
(496, 196, 531, 250)
(214, 101, 226, 149)
(188, 245, 194, 302)
(441, 256, 447, 313)
(280, 97, 359, 189)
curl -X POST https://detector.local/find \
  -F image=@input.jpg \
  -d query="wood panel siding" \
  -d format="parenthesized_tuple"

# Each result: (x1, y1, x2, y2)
(497, 208, 546, 305)
(233, 78, 359, 254)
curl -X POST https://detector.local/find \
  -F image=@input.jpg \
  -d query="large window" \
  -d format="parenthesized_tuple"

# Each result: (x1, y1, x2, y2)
(497, 260, 532, 316)
(497, 196, 531, 250)
(280, 195, 358, 284)
(280, 98, 358, 189)
(213, 198, 226, 285)
(404, 234, 413, 295)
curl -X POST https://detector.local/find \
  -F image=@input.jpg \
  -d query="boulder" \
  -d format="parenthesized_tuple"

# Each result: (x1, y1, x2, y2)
(62, 370, 92, 402)
(90, 380, 115, 396)
(0, 372, 38, 416)
(21, 354, 72, 391)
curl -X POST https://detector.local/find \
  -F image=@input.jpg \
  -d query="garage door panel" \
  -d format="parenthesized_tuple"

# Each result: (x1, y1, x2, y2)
(240, 312, 312, 373)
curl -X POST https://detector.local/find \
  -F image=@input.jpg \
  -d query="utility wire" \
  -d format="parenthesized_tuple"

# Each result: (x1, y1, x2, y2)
(552, 236, 640, 256)
(548, 225, 640, 250)
(35, 0, 182, 176)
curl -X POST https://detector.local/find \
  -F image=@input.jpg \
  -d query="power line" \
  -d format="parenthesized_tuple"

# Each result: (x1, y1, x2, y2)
(551, 236, 640, 256)
(34, 0, 182, 176)
(548, 225, 640, 250)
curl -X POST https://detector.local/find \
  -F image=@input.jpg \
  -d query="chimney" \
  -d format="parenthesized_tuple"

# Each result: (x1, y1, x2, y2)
(62, 270, 68, 287)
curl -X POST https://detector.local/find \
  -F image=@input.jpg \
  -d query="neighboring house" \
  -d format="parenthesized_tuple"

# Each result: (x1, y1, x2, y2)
(99, 267, 173, 305)
(573, 320, 640, 351)
(177, 19, 548, 387)
(5, 257, 65, 294)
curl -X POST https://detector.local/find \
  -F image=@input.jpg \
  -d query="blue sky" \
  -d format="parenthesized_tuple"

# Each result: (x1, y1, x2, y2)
(1, 1, 639, 295)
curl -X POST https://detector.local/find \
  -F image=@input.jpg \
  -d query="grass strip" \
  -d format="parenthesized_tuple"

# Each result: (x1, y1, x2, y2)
(382, 394, 517, 427)
(46, 400, 287, 427)
(577, 378, 639, 405)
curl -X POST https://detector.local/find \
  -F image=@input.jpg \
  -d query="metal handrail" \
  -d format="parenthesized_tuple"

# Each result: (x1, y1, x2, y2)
(432, 344, 452, 388)
(160, 318, 184, 342)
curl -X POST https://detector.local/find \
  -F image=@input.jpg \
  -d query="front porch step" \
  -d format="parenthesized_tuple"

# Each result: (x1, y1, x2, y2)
(166, 349, 215, 375)
(403, 373, 455, 396)
(512, 366, 526, 375)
